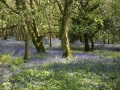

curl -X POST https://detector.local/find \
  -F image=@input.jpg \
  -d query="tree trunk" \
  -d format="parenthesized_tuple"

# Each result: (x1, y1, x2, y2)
(49, 32, 52, 47)
(60, 0, 73, 57)
(108, 38, 110, 44)
(2, 29, 7, 40)
(112, 35, 115, 44)
(79, 34, 83, 42)
(90, 37, 94, 51)
(103, 36, 106, 46)
(23, 26, 29, 60)
(84, 33, 89, 52)
(31, 20, 46, 53)
(21, 0, 45, 53)
(24, 35, 29, 60)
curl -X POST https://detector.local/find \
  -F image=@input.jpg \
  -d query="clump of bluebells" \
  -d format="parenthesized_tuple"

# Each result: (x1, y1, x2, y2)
(0, 39, 120, 90)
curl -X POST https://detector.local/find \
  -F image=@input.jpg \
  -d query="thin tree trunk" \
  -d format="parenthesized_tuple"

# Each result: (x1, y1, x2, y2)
(90, 37, 94, 51)
(23, 26, 29, 60)
(112, 35, 115, 44)
(79, 34, 83, 42)
(2, 29, 7, 40)
(49, 32, 52, 47)
(84, 33, 89, 52)
(102, 35, 106, 46)
(24, 35, 29, 60)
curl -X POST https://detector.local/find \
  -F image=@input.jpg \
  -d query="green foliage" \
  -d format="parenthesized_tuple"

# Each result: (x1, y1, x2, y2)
(0, 49, 119, 90)
(6, 58, 119, 90)
(9, 58, 24, 66)
(0, 54, 23, 66)
(94, 50, 120, 59)
(70, 45, 84, 52)
(1, 82, 12, 90)
(32, 53, 48, 59)
(0, 54, 11, 64)
(7, 57, 24, 72)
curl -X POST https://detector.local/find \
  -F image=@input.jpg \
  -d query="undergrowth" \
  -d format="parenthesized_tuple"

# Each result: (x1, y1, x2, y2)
(0, 42, 120, 90)
(1, 58, 120, 90)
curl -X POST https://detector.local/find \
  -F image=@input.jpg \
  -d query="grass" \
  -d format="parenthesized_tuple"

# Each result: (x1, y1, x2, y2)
(0, 39, 120, 90)
(93, 50, 120, 59)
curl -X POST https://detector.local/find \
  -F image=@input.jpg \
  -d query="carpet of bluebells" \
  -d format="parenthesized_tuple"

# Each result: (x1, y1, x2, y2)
(0, 38, 120, 90)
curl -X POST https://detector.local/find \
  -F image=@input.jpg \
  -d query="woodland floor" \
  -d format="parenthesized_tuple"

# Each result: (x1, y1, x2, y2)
(0, 38, 120, 90)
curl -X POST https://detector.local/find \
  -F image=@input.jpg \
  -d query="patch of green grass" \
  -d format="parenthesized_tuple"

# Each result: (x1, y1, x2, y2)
(93, 50, 120, 59)
(71, 46, 84, 52)
(32, 53, 48, 59)
(0, 54, 24, 67)
(9, 58, 24, 66)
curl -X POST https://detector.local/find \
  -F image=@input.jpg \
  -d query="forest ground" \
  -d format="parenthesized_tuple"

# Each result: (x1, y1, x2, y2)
(0, 38, 120, 90)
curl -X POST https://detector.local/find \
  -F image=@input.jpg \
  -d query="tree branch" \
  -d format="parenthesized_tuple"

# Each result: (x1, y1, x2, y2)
(1, 25, 17, 30)
(0, 0, 20, 15)
(55, 0, 63, 15)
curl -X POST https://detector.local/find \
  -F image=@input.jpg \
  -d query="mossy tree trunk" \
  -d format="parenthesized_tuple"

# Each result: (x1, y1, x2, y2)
(25, 19, 45, 53)
(31, 19, 45, 53)
(30, 0, 45, 53)
(60, 0, 73, 57)
(21, 0, 45, 53)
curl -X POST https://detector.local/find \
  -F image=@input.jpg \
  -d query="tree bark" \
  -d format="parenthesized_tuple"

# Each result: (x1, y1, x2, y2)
(60, 0, 73, 57)
(31, 20, 45, 53)
(84, 33, 89, 52)
(24, 32, 29, 60)
(90, 37, 94, 51)
(21, 0, 45, 53)
(2, 29, 8, 40)
(49, 32, 52, 47)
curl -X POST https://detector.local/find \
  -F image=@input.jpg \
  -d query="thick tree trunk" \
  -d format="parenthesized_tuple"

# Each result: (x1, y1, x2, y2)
(26, 21, 45, 53)
(60, 0, 73, 57)
(84, 33, 89, 52)
(21, 0, 45, 53)
(31, 20, 45, 53)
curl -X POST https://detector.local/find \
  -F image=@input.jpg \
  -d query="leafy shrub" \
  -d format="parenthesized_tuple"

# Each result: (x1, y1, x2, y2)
(1, 82, 12, 90)
(9, 58, 24, 66)
(0, 54, 11, 64)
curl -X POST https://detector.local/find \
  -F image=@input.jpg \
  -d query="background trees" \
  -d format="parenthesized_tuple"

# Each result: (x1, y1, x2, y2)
(0, 0, 120, 58)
